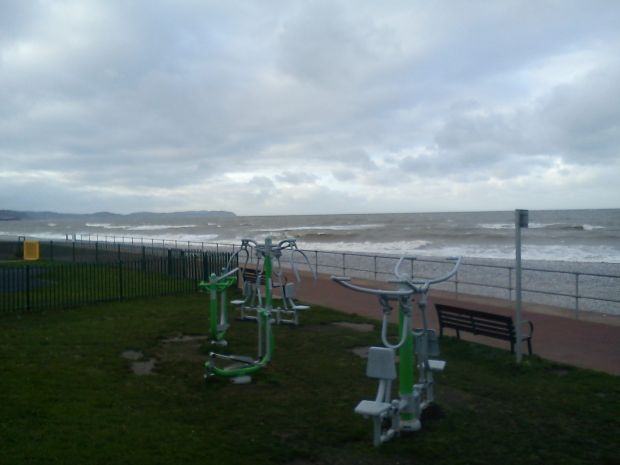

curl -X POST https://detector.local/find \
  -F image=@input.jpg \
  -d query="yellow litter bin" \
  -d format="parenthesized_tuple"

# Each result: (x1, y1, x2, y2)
(23, 240, 40, 261)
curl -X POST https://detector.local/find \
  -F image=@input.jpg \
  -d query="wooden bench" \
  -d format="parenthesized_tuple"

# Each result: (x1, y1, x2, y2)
(435, 303, 534, 355)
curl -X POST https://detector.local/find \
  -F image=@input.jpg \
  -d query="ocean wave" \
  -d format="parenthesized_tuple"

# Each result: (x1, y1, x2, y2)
(298, 243, 620, 263)
(478, 222, 605, 231)
(85, 223, 198, 231)
(129, 224, 198, 231)
(298, 239, 433, 255)
(0, 231, 73, 241)
(252, 223, 384, 233)
(85, 223, 120, 229)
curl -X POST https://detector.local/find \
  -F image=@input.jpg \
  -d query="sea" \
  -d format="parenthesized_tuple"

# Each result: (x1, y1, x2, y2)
(2, 209, 620, 314)
(1, 209, 619, 263)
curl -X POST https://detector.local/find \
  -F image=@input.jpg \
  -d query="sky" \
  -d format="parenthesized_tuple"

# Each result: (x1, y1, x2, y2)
(1, 0, 619, 216)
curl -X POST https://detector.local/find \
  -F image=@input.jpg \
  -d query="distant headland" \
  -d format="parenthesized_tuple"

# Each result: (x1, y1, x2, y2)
(0, 210, 237, 221)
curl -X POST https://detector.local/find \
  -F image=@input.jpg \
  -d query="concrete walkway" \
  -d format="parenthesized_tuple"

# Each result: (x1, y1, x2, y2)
(295, 274, 620, 376)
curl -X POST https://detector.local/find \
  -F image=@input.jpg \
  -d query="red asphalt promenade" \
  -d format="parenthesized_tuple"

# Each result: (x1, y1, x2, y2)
(295, 273, 620, 376)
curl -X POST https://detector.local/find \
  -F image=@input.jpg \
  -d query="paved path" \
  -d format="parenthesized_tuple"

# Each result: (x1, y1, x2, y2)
(295, 274, 620, 376)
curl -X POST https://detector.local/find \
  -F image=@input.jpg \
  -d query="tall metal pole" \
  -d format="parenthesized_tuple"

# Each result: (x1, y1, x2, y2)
(515, 209, 528, 363)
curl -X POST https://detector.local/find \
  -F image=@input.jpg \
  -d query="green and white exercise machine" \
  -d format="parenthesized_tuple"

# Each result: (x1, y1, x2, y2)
(197, 267, 239, 347)
(205, 236, 314, 384)
(332, 255, 461, 446)
(230, 238, 315, 326)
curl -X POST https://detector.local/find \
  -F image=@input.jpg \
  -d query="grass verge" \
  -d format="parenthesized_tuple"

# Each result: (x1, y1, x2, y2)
(0, 294, 618, 465)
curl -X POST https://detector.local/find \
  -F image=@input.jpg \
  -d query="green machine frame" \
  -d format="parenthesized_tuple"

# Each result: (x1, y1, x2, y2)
(204, 237, 313, 384)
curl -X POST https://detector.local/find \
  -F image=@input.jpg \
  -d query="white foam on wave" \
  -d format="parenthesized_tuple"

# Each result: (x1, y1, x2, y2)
(252, 223, 384, 233)
(129, 224, 198, 231)
(478, 223, 514, 230)
(0, 231, 72, 241)
(298, 240, 433, 255)
(479, 222, 605, 231)
(85, 223, 198, 231)
(287, 240, 620, 263)
(85, 223, 119, 229)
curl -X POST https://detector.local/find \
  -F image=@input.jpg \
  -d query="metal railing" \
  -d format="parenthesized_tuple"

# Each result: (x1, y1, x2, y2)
(5, 234, 620, 317)
(302, 248, 620, 318)
(0, 240, 233, 314)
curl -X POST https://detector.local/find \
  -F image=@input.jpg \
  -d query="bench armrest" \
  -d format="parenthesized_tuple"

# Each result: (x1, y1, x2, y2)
(522, 320, 534, 338)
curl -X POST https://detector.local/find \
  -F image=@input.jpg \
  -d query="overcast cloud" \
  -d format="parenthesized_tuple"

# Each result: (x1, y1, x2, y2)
(1, 0, 619, 215)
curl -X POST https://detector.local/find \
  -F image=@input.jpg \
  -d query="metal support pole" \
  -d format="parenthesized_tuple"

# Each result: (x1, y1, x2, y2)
(314, 250, 319, 277)
(515, 224, 522, 363)
(575, 273, 580, 319)
(374, 255, 377, 280)
(515, 209, 528, 364)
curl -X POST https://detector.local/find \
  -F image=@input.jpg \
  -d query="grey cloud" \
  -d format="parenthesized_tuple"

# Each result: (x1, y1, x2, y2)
(1, 1, 619, 214)
(332, 170, 356, 182)
(538, 64, 620, 163)
(275, 172, 318, 185)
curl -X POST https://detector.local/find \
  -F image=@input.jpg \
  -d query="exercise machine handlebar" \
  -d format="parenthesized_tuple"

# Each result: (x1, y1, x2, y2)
(211, 267, 239, 283)
(331, 276, 414, 299)
(331, 276, 413, 349)
(394, 256, 461, 288)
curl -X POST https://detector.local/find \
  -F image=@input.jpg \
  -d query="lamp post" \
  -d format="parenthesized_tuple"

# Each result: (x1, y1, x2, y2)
(515, 209, 529, 363)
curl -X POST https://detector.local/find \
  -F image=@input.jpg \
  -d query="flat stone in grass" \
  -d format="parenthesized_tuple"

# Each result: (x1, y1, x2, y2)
(351, 346, 369, 358)
(130, 358, 157, 376)
(121, 350, 157, 375)
(121, 350, 143, 361)
(351, 345, 400, 362)
(332, 322, 374, 332)
(162, 334, 209, 343)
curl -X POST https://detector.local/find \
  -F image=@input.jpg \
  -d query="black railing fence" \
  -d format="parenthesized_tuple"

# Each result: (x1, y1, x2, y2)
(0, 240, 234, 314)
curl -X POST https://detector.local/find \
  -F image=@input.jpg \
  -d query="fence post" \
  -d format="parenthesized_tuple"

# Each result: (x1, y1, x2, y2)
(203, 251, 209, 280)
(314, 250, 319, 277)
(454, 271, 459, 297)
(342, 253, 346, 276)
(575, 273, 580, 319)
(118, 259, 123, 301)
(508, 268, 513, 301)
(49, 240, 54, 262)
(374, 255, 377, 280)
(26, 265, 31, 311)
(72, 241, 76, 263)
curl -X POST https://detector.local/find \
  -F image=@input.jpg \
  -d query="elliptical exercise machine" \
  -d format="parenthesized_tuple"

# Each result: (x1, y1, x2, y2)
(205, 236, 314, 384)
(332, 255, 461, 446)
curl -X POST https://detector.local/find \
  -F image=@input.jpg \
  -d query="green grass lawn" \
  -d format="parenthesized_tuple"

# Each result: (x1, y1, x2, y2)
(0, 294, 618, 465)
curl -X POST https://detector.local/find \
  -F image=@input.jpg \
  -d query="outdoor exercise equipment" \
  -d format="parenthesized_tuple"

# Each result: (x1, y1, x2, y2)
(205, 236, 314, 384)
(198, 267, 239, 347)
(230, 238, 315, 326)
(332, 255, 461, 446)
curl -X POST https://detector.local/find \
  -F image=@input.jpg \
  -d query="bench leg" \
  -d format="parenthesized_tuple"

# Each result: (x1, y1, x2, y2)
(527, 338, 532, 355)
